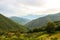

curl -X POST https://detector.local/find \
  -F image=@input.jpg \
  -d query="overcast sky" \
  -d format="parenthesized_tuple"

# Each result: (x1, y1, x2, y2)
(0, 0, 60, 17)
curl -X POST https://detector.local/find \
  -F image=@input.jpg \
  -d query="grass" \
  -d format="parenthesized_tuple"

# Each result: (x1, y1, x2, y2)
(0, 32, 59, 40)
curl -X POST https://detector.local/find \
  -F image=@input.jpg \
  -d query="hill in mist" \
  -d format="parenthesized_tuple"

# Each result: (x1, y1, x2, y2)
(26, 13, 60, 29)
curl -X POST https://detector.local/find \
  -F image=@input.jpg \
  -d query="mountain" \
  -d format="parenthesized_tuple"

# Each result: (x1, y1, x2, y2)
(0, 14, 28, 32)
(10, 16, 30, 25)
(22, 14, 47, 20)
(26, 13, 60, 29)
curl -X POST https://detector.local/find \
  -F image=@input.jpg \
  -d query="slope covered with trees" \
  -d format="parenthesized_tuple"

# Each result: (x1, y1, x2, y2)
(0, 14, 28, 32)
(26, 13, 60, 29)
(0, 14, 60, 40)
(10, 16, 30, 25)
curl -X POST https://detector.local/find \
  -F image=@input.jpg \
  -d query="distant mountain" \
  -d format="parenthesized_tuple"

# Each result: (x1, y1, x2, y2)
(22, 14, 47, 20)
(0, 14, 28, 32)
(26, 13, 60, 29)
(10, 16, 30, 25)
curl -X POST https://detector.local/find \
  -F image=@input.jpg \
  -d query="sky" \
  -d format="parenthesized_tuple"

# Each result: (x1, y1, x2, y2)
(0, 0, 60, 17)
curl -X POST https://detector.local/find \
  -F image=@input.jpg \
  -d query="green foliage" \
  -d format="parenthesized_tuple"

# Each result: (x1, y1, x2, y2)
(28, 27, 45, 33)
(26, 13, 60, 29)
(0, 14, 60, 40)
(45, 21, 56, 34)
(55, 21, 60, 31)
(0, 14, 28, 32)
(51, 37, 58, 40)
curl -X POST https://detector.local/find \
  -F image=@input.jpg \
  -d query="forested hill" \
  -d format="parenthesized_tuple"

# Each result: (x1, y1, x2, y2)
(26, 13, 60, 29)
(10, 16, 30, 25)
(0, 14, 28, 32)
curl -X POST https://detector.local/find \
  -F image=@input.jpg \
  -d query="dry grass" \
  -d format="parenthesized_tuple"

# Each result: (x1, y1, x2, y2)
(37, 33, 60, 40)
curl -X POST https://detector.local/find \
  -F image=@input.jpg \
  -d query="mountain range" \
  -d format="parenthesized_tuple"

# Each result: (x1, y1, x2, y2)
(0, 12, 60, 31)
(9, 14, 48, 25)
(10, 16, 30, 25)
(22, 14, 47, 20)
(26, 13, 60, 29)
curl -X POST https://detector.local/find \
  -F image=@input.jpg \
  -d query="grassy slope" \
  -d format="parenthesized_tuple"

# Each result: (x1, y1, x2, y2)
(0, 14, 28, 32)
(37, 32, 60, 40)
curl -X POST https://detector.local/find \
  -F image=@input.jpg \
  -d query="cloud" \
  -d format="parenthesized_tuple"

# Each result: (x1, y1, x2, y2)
(36, 8, 60, 15)
(0, 0, 60, 17)
(17, 0, 45, 6)
(0, 0, 46, 17)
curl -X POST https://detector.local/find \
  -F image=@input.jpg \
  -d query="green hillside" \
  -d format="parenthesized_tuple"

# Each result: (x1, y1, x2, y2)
(10, 16, 30, 25)
(0, 14, 60, 40)
(0, 14, 28, 32)
(26, 13, 60, 29)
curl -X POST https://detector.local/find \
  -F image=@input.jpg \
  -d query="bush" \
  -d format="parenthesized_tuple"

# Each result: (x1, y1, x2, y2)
(45, 21, 56, 34)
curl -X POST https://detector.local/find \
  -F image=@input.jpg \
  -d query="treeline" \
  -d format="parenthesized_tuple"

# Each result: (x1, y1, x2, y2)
(0, 20, 60, 36)
(27, 21, 60, 34)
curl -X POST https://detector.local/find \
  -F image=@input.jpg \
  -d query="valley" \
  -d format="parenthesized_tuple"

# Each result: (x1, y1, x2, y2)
(0, 13, 60, 40)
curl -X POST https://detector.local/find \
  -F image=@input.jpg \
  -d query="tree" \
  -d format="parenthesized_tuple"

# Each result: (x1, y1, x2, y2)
(55, 23, 60, 31)
(45, 21, 56, 34)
